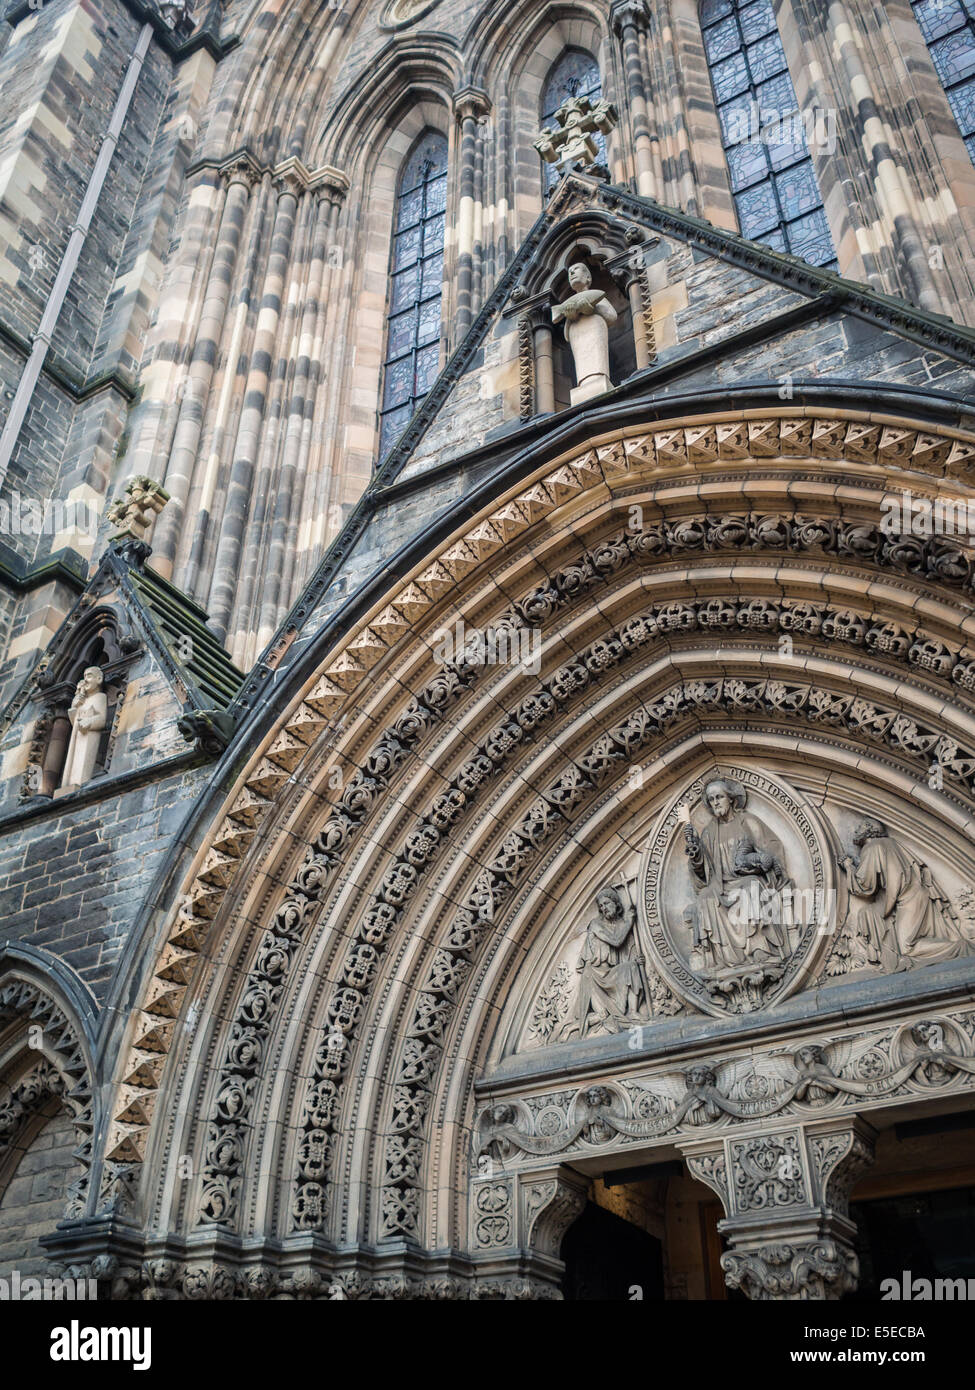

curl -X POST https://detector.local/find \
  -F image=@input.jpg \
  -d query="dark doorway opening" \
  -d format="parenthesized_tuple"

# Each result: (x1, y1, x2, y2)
(561, 1199, 664, 1301)
(850, 1183, 975, 1297)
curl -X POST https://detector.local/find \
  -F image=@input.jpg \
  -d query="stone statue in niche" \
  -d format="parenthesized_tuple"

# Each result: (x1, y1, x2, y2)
(840, 818, 973, 973)
(59, 667, 107, 792)
(565, 885, 648, 1038)
(683, 778, 792, 975)
(552, 262, 618, 405)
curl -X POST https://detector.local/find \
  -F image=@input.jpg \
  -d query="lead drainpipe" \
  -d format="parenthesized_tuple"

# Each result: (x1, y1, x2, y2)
(0, 21, 154, 492)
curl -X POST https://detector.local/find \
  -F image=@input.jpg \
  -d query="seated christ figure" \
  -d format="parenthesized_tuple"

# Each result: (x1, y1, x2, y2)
(682, 778, 792, 970)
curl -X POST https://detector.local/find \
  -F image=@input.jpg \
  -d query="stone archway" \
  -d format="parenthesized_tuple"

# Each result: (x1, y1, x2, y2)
(0, 969, 96, 1274)
(80, 404, 975, 1298)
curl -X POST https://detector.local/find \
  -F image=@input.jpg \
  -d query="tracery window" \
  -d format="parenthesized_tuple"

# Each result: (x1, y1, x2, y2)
(379, 131, 448, 460)
(541, 50, 605, 190)
(700, 0, 836, 268)
(911, 0, 975, 165)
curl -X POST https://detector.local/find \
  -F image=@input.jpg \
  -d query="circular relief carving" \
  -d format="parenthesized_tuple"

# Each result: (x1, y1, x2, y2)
(474, 1182, 509, 1214)
(743, 1073, 771, 1099)
(475, 1215, 510, 1245)
(631, 1089, 663, 1121)
(641, 765, 837, 1018)
(380, 0, 442, 28)
(536, 1105, 567, 1136)
(892, 1016, 970, 1089)
(854, 1048, 888, 1080)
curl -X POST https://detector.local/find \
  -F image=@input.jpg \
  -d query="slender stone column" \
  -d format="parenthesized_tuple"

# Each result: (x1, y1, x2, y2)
(207, 161, 304, 641)
(611, 0, 656, 198)
(452, 87, 491, 342)
(626, 272, 652, 370)
(262, 170, 348, 635)
(817, 0, 942, 311)
(152, 153, 260, 576)
(679, 1117, 875, 1300)
(532, 320, 556, 415)
(468, 1164, 589, 1298)
(182, 172, 270, 600)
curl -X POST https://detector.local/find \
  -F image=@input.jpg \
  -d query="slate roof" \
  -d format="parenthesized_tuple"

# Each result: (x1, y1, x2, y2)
(124, 562, 243, 712)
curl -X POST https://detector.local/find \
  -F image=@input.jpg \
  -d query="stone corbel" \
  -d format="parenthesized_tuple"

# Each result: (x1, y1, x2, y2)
(678, 1117, 875, 1300)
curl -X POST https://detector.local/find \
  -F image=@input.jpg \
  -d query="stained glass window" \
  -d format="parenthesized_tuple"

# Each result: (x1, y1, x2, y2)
(379, 131, 447, 460)
(911, 0, 975, 166)
(541, 50, 605, 191)
(701, 0, 836, 268)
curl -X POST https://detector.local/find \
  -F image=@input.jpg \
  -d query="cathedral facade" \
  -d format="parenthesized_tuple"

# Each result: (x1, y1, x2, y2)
(1, 0, 975, 1300)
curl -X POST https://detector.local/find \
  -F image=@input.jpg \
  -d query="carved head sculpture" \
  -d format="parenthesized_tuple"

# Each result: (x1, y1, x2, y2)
(912, 1020, 945, 1052)
(567, 261, 592, 292)
(78, 666, 104, 696)
(595, 886, 624, 920)
(704, 777, 744, 820)
(583, 1085, 611, 1110)
(685, 1064, 717, 1090)
(489, 1104, 515, 1128)
(852, 817, 886, 847)
(793, 1043, 828, 1071)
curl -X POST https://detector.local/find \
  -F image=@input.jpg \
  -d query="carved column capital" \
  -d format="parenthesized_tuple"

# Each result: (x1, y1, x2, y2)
(679, 1117, 875, 1300)
(271, 156, 311, 202)
(307, 164, 350, 210)
(452, 85, 491, 125)
(611, 0, 651, 36)
(217, 150, 262, 190)
(721, 1240, 859, 1302)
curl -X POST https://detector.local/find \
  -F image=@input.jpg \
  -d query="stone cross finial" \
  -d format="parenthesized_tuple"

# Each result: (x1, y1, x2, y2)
(534, 96, 617, 174)
(107, 476, 170, 544)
